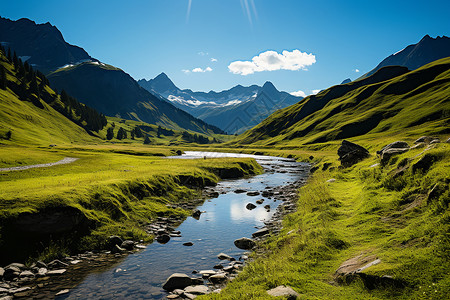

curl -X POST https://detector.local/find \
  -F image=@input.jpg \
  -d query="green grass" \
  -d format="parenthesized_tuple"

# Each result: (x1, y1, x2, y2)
(202, 142, 449, 300)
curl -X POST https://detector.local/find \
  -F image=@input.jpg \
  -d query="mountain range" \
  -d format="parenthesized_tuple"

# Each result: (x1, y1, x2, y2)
(0, 17, 223, 135)
(138, 74, 302, 134)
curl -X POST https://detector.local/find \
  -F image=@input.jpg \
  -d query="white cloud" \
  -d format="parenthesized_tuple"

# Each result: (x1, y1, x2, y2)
(290, 90, 307, 98)
(198, 51, 209, 56)
(311, 89, 321, 95)
(182, 69, 191, 74)
(211, 58, 218, 62)
(354, 69, 360, 73)
(190, 66, 213, 73)
(228, 49, 316, 75)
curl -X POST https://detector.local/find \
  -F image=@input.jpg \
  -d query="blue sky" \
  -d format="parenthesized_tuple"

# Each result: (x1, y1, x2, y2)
(1, 0, 449, 94)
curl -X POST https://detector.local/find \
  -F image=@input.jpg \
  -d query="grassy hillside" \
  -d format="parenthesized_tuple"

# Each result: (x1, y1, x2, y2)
(235, 58, 450, 147)
(0, 51, 100, 146)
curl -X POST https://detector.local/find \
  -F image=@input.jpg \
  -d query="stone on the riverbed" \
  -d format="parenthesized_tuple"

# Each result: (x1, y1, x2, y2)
(246, 191, 260, 196)
(217, 253, 232, 260)
(209, 273, 228, 283)
(184, 285, 209, 295)
(192, 209, 202, 219)
(256, 199, 264, 204)
(162, 273, 193, 291)
(121, 240, 135, 250)
(19, 270, 34, 278)
(108, 235, 123, 248)
(111, 244, 126, 253)
(213, 264, 224, 269)
(156, 234, 171, 244)
(6, 263, 26, 270)
(183, 242, 194, 246)
(234, 189, 247, 194)
(48, 259, 69, 269)
(252, 228, 270, 238)
(246, 203, 256, 210)
(234, 237, 256, 250)
(37, 268, 48, 276)
(55, 289, 70, 296)
(264, 205, 270, 210)
(267, 285, 300, 299)
(11, 287, 32, 298)
(199, 270, 216, 278)
(183, 292, 197, 300)
(47, 269, 67, 276)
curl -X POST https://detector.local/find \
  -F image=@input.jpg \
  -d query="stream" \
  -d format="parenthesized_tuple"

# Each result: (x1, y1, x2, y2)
(54, 152, 309, 299)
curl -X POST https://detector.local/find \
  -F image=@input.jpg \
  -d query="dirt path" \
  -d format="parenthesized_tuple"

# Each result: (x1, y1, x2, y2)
(0, 157, 79, 172)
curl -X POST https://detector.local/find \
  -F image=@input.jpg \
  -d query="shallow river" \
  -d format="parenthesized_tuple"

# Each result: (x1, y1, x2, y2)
(57, 152, 309, 299)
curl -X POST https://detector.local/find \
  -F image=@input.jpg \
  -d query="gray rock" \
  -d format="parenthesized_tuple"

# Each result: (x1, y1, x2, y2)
(252, 228, 270, 238)
(162, 273, 192, 291)
(183, 242, 194, 246)
(377, 141, 409, 154)
(446, 137, 450, 143)
(37, 268, 48, 276)
(264, 204, 271, 210)
(19, 270, 34, 278)
(6, 263, 25, 270)
(234, 189, 247, 194)
(192, 209, 202, 219)
(337, 140, 369, 167)
(213, 264, 224, 269)
(267, 285, 300, 299)
(380, 148, 409, 164)
(183, 292, 197, 300)
(108, 235, 123, 248)
(246, 191, 260, 196)
(430, 139, 441, 144)
(0, 267, 4, 279)
(209, 273, 227, 283)
(414, 136, 434, 144)
(234, 237, 256, 250)
(156, 234, 170, 244)
(55, 289, 70, 296)
(48, 259, 69, 269)
(256, 199, 264, 204)
(246, 203, 256, 210)
(217, 253, 232, 260)
(184, 285, 209, 295)
(0, 296, 13, 300)
(11, 287, 32, 298)
(47, 269, 67, 276)
(3, 266, 20, 281)
(111, 244, 126, 253)
(121, 240, 135, 250)
(190, 277, 203, 285)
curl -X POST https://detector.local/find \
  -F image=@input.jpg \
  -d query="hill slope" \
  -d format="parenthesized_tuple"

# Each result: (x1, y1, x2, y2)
(235, 58, 450, 146)
(139, 73, 302, 134)
(363, 35, 450, 78)
(48, 62, 224, 135)
(0, 51, 99, 146)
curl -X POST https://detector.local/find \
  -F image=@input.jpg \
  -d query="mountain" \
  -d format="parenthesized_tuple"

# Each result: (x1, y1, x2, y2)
(363, 35, 450, 78)
(341, 78, 351, 84)
(234, 57, 450, 146)
(48, 62, 224, 134)
(0, 17, 223, 135)
(0, 48, 101, 145)
(138, 74, 302, 134)
(0, 17, 94, 74)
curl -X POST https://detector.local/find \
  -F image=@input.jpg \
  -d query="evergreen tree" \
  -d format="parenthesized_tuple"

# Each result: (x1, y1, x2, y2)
(157, 125, 162, 138)
(134, 126, 143, 138)
(0, 65, 7, 90)
(5, 130, 12, 140)
(143, 136, 151, 144)
(117, 127, 127, 140)
(106, 127, 114, 140)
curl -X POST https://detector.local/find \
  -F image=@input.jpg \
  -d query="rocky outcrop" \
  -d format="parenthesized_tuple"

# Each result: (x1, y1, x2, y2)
(377, 141, 410, 164)
(337, 140, 369, 167)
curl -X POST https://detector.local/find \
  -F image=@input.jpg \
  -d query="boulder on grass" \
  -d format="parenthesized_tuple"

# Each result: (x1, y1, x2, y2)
(267, 286, 300, 299)
(337, 140, 369, 167)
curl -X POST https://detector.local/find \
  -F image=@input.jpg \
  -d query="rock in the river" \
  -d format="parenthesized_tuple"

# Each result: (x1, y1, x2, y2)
(184, 285, 209, 295)
(48, 259, 69, 269)
(156, 234, 171, 244)
(121, 240, 135, 250)
(217, 253, 232, 260)
(55, 289, 70, 296)
(47, 269, 67, 276)
(267, 286, 300, 299)
(337, 140, 369, 167)
(246, 203, 256, 210)
(252, 228, 270, 238)
(246, 191, 260, 196)
(209, 273, 228, 283)
(234, 237, 256, 250)
(19, 270, 34, 278)
(192, 209, 202, 219)
(213, 264, 224, 269)
(11, 287, 32, 298)
(183, 242, 194, 246)
(162, 273, 192, 291)
(234, 189, 247, 194)
(255, 199, 264, 205)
